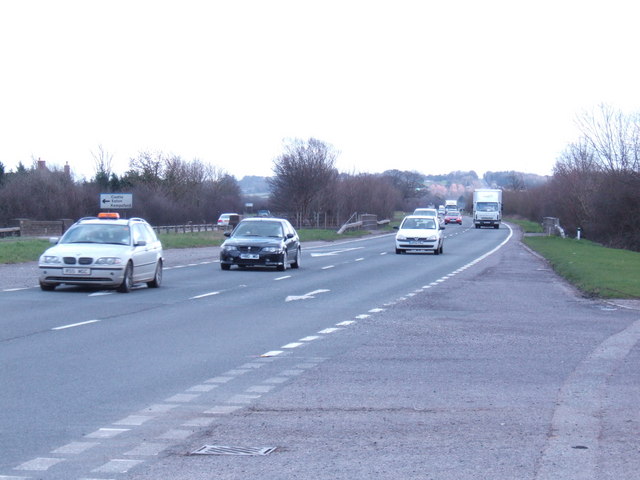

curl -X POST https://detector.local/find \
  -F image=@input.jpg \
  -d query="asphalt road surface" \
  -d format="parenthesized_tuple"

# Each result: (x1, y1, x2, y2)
(1, 220, 639, 480)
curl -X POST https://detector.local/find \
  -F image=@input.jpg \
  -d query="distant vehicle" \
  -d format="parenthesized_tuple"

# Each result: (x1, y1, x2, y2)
(217, 213, 239, 228)
(38, 212, 163, 292)
(219, 217, 301, 271)
(413, 208, 439, 217)
(413, 207, 444, 226)
(473, 189, 502, 229)
(444, 210, 462, 225)
(393, 215, 445, 255)
(257, 209, 272, 217)
(444, 200, 458, 212)
(438, 205, 445, 215)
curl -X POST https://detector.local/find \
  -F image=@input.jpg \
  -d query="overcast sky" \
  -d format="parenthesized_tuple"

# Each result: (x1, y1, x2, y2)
(1, 0, 639, 181)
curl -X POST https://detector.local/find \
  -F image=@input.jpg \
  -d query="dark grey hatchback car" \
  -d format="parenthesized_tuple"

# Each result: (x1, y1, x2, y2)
(219, 217, 301, 271)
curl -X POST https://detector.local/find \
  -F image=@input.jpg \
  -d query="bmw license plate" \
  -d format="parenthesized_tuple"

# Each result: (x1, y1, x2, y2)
(63, 267, 91, 275)
(240, 254, 260, 260)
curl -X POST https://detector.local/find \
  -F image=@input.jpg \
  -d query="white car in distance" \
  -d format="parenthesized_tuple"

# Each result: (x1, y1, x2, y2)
(394, 215, 445, 255)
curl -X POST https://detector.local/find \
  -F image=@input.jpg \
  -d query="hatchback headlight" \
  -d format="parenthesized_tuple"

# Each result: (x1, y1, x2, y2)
(41, 255, 61, 264)
(95, 257, 123, 265)
(426, 235, 437, 241)
(396, 234, 407, 241)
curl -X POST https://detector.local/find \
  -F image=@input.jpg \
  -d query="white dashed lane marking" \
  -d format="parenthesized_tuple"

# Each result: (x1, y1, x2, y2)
(113, 415, 153, 426)
(190, 291, 220, 299)
(92, 459, 143, 474)
(124, 442, 166, 456)
(52, 319, 100, 330)
(51, 441, 99, 454)
(85, 428, 130, 439)
(14, 457, 65, 471)
(204, 405, 243, 415)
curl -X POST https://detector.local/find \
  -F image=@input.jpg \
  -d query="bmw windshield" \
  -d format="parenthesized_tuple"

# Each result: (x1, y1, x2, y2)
(61, 224, 131, 245)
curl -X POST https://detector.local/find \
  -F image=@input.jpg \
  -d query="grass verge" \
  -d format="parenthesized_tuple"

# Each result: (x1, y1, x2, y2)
(0, 228, 376, 264)
(524, 236, 640, 299)
(505, 217, 543, 233)
(0, 238, 51, 264)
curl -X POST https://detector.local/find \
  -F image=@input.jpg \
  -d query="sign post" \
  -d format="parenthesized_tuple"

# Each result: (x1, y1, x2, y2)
(100, 193, 133, 210)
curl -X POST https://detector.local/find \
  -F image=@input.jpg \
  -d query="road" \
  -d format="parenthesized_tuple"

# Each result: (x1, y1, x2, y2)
(1, 220, 639, 479)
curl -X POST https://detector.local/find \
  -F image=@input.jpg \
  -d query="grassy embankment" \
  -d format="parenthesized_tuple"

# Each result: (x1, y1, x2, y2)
(504, 217, 640, 299)
(505, 217, 544, 233)
(523, 236, 640, 299)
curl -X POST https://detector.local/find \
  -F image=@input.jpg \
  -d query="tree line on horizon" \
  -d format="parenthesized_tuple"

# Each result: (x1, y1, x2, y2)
(0, 140, 541, 229)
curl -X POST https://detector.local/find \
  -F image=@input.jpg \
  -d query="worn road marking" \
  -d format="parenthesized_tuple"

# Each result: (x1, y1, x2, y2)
(51, 441, 99, 454)
(14, 457, 65, 471)
(285, 289, 330, 302)
(92, 459, 143, 474)
(85, 428, 129, 439)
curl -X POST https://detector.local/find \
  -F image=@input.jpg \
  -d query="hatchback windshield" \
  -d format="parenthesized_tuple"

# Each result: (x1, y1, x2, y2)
(402, 218, 436, 229)
(61, 224, 131, 245)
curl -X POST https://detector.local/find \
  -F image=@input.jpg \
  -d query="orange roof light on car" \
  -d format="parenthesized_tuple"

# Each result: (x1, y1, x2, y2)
(97, 212, 120, 219)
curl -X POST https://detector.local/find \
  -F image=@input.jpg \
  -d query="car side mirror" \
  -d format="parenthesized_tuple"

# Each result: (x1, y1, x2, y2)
(49, 236, 60, 244)
(223, 231, 231, 237)
(393, 226, 399, 230)
(286, 233, 294, 239)
(135, 240, 147, 247)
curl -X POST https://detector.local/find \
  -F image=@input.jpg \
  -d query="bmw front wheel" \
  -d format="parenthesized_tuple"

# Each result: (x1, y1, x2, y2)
(117, 262, 134, 293)
(147, 260, 163, 288)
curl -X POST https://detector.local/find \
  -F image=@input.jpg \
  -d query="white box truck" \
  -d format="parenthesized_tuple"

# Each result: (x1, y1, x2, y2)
(473, 189, 502, 229)
(444, 199, 458, 212)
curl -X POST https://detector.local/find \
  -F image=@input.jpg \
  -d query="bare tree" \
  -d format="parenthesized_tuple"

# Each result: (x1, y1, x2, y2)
(337, 174, 400, 220)
(126, 151, 164, 188)
(269, 138, 338, 226)
(92, 145, 113, 188)
(575, 104, 640, 176)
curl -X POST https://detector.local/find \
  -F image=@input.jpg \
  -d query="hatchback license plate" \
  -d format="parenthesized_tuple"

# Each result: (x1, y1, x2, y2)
(63, 267, 91, 275)
(240, 254, 260, 260)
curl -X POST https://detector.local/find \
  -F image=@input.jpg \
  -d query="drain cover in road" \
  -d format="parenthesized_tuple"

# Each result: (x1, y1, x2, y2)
(192, 445, 277, 456)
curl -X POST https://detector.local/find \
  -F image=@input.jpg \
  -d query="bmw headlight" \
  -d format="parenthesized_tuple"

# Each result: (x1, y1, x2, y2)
(95, 257, 123, 265)
(222, 245, 238, 252)
(41, 255, 61, 264)
(261, 246, 282, 253)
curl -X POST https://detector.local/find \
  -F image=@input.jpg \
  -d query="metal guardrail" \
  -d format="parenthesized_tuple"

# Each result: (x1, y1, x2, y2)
(336, 214, 388, 234)
(152, 224, 218, 234)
